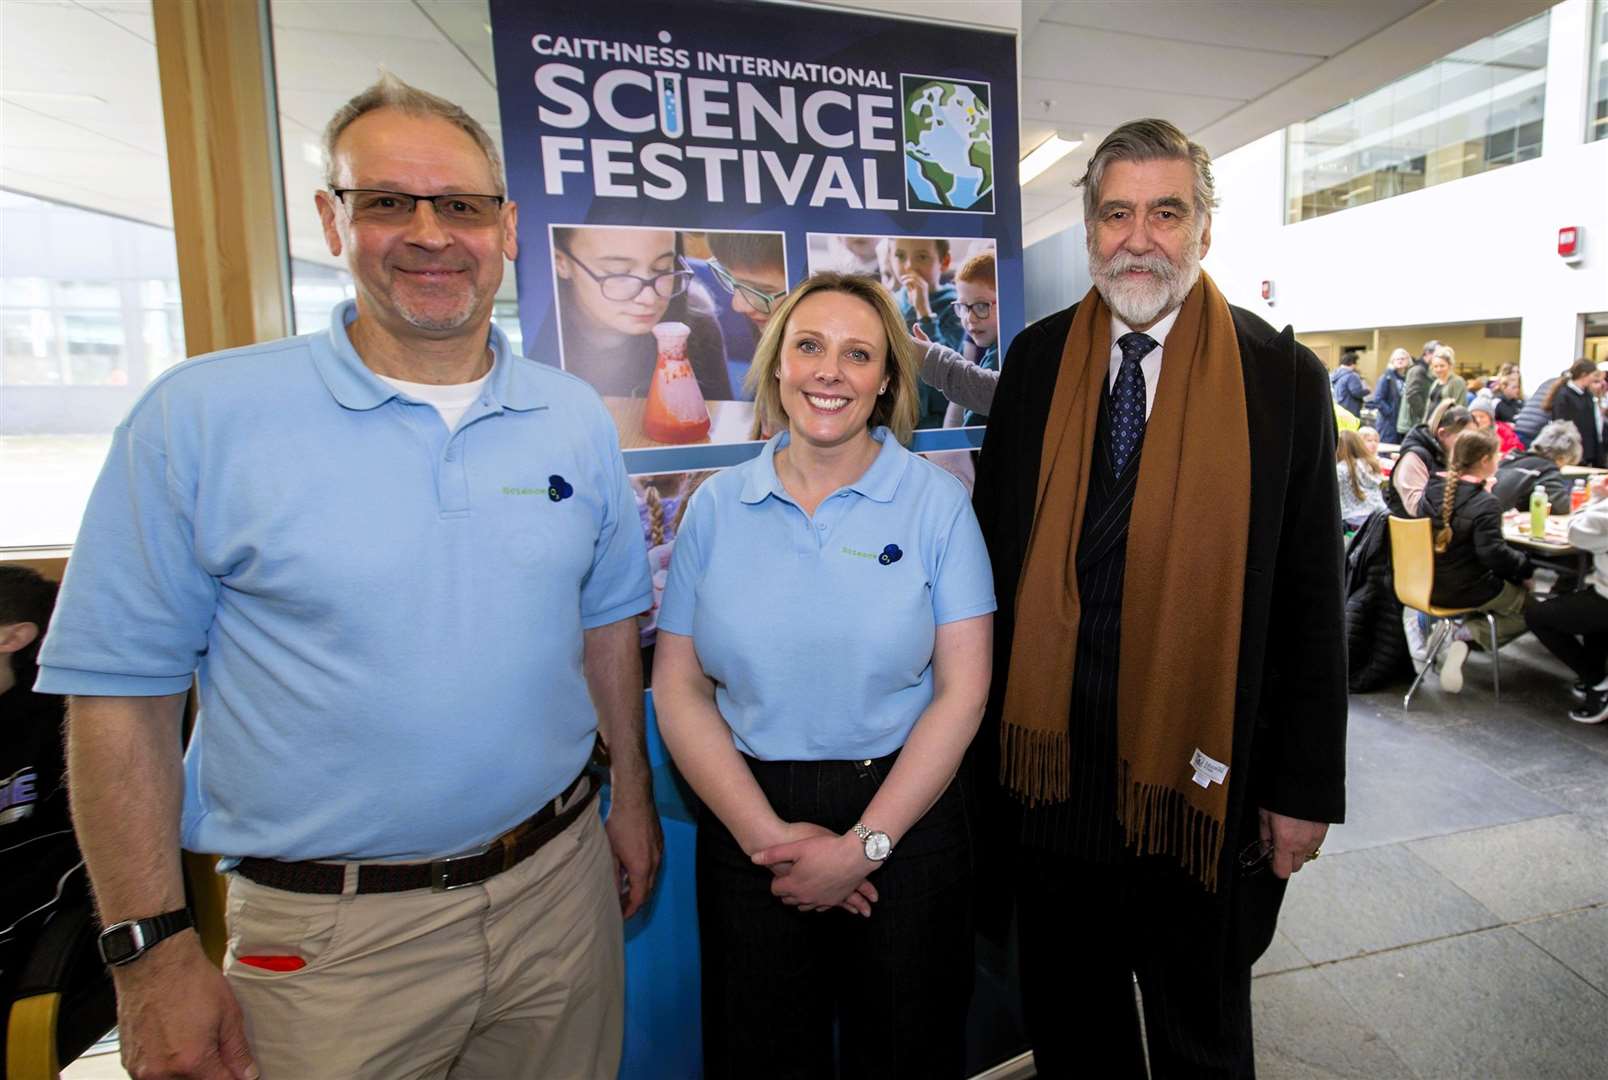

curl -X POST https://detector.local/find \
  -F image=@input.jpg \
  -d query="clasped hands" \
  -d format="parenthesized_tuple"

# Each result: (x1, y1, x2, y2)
(749, 822, 880, 918)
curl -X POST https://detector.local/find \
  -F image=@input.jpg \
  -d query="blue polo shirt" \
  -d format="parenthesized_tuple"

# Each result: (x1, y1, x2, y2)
(37, 301, 652, 862)
(656, 428, 994, 761)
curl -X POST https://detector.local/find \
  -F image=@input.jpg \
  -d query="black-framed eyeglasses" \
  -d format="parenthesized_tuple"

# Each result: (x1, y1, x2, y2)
(558, 245, 692, 302)
(707, 257, 788, 315)
(331, 188, 505, 227)
(956, 300, 994, 320)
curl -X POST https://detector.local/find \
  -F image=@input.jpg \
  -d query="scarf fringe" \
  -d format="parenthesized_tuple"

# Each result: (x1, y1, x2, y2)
(1000, 722, 1069, 806)
(1117, 760, 1226, 892)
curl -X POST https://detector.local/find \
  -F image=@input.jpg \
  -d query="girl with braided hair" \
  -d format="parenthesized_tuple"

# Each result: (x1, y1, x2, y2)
(1416, 426, 1534, 692)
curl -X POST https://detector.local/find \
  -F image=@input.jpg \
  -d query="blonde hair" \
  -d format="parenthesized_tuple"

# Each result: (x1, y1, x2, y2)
(1336, 429, 1381, 502)
(1426, 400, 1472, 439)
(743, 271, 920, 445)
(1434, 427, 1501, 554)
(1433, 344, 1456, 366)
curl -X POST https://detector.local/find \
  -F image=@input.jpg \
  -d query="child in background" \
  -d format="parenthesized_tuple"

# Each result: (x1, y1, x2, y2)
(891, 237, 962, 427)
(1468, 399, 1522, 454)
(827, 235, 884, 282)
(701, 232, 788, 398)
(2, 565, 105, 1067)
(1336, 429, 1387, 528)
(1417, 427, 1533, 692)
(951, 252, 999, 426)
(1527, 474, 1608, 724)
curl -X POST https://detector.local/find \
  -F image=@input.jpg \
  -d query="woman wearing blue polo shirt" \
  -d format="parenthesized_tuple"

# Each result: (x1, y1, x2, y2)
(653, 271, 995, 1079)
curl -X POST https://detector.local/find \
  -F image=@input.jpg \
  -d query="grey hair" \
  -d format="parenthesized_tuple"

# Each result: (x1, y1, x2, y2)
(1531, 419, 1584, 466)
(323, 73, 505, 195)
(1077, 118, 1217, 227)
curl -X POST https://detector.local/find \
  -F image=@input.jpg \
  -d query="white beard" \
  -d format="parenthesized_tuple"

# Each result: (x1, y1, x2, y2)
(1088, 242, 1202, 328)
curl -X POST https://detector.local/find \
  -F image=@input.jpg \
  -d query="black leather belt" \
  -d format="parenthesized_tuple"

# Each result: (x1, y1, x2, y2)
(236, 751, 606, 895)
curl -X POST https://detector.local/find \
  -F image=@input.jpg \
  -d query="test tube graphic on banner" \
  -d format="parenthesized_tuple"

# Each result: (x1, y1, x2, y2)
(642, 321, 711, 444)
(657, 72, 684, 139)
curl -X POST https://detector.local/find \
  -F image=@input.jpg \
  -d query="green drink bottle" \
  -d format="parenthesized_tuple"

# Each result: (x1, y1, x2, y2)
(1530, 484, 1549, 540)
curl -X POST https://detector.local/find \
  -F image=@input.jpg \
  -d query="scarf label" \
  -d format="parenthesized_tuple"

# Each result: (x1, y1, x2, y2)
(1190, 748, 1229, 789)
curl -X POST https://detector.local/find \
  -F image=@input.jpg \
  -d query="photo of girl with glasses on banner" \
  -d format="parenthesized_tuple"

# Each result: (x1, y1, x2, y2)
(551, 224, 733, 402)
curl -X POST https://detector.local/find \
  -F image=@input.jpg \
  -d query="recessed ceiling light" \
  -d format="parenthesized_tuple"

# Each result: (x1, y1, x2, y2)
(1020, 135, 1082, 186)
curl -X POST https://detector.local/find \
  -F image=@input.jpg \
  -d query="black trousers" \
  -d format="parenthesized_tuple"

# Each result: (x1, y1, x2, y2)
(1016, 844, 1287, 1080)
(696, 752, 975, 1080)
(1524, 587, 1608, 685)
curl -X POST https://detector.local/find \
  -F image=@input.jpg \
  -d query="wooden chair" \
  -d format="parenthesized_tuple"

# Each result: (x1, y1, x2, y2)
(1389, 515, 1502, 709)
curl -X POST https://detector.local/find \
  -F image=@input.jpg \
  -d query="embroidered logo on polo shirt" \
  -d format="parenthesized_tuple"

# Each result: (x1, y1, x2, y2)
(500, 475, 575, 501)
(841, 543, 904, 565)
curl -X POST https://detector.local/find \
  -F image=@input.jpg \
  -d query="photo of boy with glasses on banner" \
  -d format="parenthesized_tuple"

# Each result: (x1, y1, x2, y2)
(684, 232, 788, 397)
(807, 233, 998, 429)
(551, 225, 787, 447)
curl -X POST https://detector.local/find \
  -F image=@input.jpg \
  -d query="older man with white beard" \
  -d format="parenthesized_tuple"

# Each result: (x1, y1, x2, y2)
(971, 119, 1347, 1078)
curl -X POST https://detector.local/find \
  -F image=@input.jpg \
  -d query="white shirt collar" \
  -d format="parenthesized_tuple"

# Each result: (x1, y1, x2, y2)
(1110, 304, 1182, 350)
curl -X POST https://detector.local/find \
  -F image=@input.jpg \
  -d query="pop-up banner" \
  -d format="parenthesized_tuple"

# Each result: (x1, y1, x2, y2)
(488, 4, 1025, 1076)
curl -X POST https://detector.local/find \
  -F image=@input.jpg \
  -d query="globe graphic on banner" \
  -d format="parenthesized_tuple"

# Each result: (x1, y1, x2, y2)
(901, 75, 995, 213)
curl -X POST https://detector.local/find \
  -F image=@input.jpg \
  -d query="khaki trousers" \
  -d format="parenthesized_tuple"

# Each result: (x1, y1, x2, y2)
(223, 806, 623, 1080)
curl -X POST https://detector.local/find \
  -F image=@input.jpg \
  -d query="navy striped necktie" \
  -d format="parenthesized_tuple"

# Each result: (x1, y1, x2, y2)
(1111, 332, 1157, 472)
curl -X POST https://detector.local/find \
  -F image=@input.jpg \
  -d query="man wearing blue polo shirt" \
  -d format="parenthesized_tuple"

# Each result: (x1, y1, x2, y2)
(38, 76, 659, 1080)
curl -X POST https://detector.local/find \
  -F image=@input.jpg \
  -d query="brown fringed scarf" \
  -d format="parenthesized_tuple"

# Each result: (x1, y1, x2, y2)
(1000, 272, 1250, 890)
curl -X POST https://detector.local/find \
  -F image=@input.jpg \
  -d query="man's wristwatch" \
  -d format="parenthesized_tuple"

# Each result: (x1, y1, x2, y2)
(97, 908, 194, 967)
(851, 823, 893, 862)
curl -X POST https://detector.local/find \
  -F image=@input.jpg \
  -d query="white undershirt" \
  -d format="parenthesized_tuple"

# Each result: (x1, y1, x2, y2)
(377, 371, 491, 431)
(1108, 306, 1180, 421)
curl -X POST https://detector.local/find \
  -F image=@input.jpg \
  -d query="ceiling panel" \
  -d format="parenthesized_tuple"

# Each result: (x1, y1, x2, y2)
(416, 0, 499, 84)
(1036, 0, 1428, 58)
(270, 0, 444, 40)
(1022, 76, 1244, 133)
(0, 0, 170, 226)
(1025, 23, 1321, 101)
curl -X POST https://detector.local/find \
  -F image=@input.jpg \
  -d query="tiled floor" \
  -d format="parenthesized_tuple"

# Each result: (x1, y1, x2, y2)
(64, 639, 1608, 1079)
(1253, 635, 1608, 1080)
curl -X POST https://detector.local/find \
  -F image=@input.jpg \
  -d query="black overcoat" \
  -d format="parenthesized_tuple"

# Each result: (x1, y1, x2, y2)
(970, 300, 1348, 914)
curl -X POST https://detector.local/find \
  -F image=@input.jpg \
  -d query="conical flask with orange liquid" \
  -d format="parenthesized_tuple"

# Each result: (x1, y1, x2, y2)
(642, 321, 711, 443)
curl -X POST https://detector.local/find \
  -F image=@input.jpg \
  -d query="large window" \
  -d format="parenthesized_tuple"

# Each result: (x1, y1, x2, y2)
(1285, 13, 1549, 223)
(270, 0, 519, 352)
(1592, 0, 1608, 141)
(0, 0, 182, 548)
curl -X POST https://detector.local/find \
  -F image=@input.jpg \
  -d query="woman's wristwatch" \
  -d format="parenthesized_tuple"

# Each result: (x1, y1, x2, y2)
(851, 823, 893, 862)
